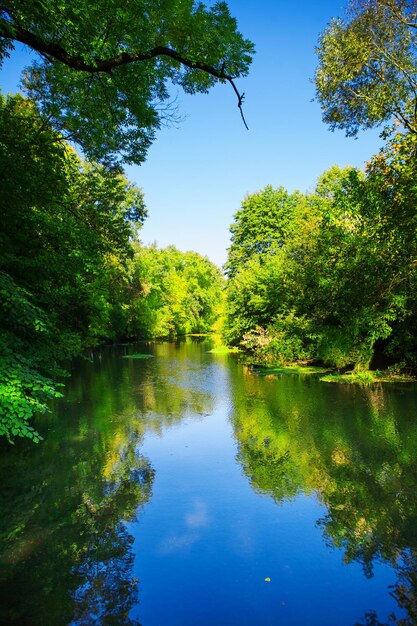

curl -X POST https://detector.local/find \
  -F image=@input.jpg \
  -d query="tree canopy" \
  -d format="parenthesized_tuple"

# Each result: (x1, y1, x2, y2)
(0, 93, 147, 443)
(225, 185, 305, 278)
(315, 0, 417, 138)
(224, 136, 417, 372)
(0, 0, 254, 164)
(129, 244, 225, 339)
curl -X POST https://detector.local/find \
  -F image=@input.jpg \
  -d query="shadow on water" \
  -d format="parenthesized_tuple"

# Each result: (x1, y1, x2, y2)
(1, 338, 417, 624)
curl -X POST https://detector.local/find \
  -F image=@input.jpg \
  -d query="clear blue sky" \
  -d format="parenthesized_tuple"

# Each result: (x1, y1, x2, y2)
(1, 0, 382, 267)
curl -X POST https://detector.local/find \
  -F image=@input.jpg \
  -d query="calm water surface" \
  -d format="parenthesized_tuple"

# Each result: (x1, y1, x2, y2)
(1, 338, 417, 625)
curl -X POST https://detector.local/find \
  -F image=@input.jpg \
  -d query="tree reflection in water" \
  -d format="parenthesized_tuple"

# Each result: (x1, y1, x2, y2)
(1, 341, 417, 624)
(0, 427, 153, 625)
(229, 368, 417, 625)
(70, 441, 154, 626)
(0, 340, 215, 625)
(352, 549, 417, 626)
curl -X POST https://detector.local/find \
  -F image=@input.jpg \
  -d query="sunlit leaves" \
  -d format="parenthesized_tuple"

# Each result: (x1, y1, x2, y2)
(225, 146, 417, 371)
(225, 186, 305, 279)
(129, 245, 225, 339)
(315, 0, 417, 138)
(1, 0, 254, 164)
(0, 272, 61, 443)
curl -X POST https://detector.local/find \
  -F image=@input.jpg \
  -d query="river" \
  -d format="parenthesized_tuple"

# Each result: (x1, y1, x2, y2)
(1, 337, 416, 625)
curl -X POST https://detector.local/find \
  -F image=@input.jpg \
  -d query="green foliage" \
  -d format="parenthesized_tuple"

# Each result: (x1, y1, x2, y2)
(0, 272, 63, 443)
(0, 95, 147, 335)
(0, 0, 254, 165)
(128, 245, 225, 339)
(225, 185, 304, 278)
(224, 140, 417, 372)
(240, 313, 318, 366)
(320, 370, 415, 384)
(224, 251, 289, 343)
(315, 0, 417, 138)
(224, 183, 322, 358)
(0, 94, 146, 442)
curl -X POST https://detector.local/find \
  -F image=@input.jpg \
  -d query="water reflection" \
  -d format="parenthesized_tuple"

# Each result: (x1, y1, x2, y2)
(0, 339, 216, 625)
(0, 412, 152, 624)
(1, 340, 417, 625)
(229, 367, 417, 624)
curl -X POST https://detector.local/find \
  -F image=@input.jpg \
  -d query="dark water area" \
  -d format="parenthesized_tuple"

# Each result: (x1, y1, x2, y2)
(1, 338, 417, 625)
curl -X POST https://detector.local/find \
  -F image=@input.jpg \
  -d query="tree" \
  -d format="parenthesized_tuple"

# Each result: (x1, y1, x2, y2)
(224, 184, 321, 358)
(315, 0, 417, 139)
(128, 245, 224, 338)
(224, 155, 417, 371)
(0, 0, 254, 164)
(357, 133, 417, 366)
(0, 93, 146, 442)
(225, 186, 305, 278)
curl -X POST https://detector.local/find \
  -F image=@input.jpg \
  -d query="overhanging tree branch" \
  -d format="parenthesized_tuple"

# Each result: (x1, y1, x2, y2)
(0, 19, 249, 129)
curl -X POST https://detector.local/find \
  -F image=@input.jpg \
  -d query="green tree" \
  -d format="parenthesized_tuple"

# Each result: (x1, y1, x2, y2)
(315, 0, 417, 139)
(0, 0, 254, 164)
(225, 185, 305, 278)
(128, 245, 224, 339)
(0, 94, 146, 442)
(224, 155, 417, 371)
(355, 133, 417, 367)
(298, 166, 384, 369)
(0, 94, 146, 339)
(305, 143, 417, 369)
(224, 184, 320, 360)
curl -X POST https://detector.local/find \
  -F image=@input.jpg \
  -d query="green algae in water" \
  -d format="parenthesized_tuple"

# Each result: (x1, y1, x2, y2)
(122, 353, 154, 359)
(207, 346, 240, 354)
(321, 371, 416, 385)
(257, 365, 330, 376)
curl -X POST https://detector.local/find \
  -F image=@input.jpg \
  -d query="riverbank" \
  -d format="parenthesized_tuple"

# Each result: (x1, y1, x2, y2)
(253, 363, 416, 385)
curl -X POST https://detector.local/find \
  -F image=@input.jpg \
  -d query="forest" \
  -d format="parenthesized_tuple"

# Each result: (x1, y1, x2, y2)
(224, 137, 417, 377)
(0, 94, 224, 443)
(1, 0, 417, 444)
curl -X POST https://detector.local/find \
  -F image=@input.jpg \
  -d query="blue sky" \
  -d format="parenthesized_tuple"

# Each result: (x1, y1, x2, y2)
(1, 0, 382, 267)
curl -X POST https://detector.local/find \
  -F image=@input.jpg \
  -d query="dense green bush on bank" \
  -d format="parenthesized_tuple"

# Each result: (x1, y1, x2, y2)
(224, 136, 417, 374)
